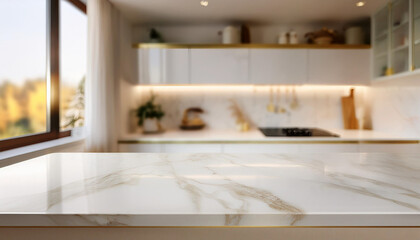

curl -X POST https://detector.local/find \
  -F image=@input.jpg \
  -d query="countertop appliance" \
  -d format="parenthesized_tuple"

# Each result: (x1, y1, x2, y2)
(259, 127, 339, 137)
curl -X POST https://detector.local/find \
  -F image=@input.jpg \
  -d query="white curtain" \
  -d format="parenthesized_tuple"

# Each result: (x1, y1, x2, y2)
(86, 0, 119, 152)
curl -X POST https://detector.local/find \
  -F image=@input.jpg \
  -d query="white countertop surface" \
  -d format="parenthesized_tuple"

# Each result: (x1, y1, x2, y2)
(1, 152, 419, 227)
(119, 129, 419, 143)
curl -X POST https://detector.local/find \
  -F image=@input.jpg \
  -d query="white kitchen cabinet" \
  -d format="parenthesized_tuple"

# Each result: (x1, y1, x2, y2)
(138, 49, 189, 84)
(135, 44, 371, 85)
(138, 48, 158, 84)
(250, 49, 307, 84)
(163, 144, 222, 153)
(190, 49, 250, 84)
(222, 144, 299, 153)
(162, 49, 189, 84)
(359, 144, 420, 153)
(119, 143, 221, 153)
(307, 49, 370, 85)
(119, 143, 163, 153)
(372, 0, 415, 79)
(298, 144, 359, 153)
(119, 142, 420, 154)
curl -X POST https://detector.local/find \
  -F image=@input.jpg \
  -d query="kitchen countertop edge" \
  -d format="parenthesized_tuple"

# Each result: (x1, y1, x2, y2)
(118, 129, 420, 144)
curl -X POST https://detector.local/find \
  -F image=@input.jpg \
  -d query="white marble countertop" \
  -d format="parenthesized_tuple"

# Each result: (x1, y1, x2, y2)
(0, 153, 419, 227)
(119, 129, 420, 143)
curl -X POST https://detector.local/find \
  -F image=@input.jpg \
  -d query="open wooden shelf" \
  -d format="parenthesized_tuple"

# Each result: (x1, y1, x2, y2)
(133, 43, 371, 49)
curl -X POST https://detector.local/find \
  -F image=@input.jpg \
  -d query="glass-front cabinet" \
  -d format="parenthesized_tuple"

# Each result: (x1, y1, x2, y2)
(373, 5, 390, 77)
(413, 0, 420, 69)
(391, 0, 409, 74)
(373, 0, 420, 79)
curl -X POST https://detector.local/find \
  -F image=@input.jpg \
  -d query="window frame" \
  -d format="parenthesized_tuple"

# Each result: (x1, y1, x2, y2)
(0, 0, 86, 151)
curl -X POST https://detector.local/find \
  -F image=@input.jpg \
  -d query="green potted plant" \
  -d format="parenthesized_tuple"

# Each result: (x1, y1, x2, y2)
(149, 28, 164, 43)
(136, 94, 165, 133)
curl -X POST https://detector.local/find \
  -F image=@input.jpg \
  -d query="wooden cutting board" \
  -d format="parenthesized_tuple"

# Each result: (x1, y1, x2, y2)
(341, 88, 359, 129)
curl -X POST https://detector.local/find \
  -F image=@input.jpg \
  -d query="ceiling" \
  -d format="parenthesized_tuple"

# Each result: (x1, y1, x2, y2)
(109, 0, 387, 25)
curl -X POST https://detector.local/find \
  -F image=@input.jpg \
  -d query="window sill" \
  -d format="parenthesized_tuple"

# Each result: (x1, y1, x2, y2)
(0, 128, 85, 166)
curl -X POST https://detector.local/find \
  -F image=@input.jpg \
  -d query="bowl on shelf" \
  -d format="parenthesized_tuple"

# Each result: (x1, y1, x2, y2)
(314, 36, 334, 45)
(305, 27, 338, 45)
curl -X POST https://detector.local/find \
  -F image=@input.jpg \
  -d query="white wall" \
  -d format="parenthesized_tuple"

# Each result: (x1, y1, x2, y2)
(116, 12, 139, 137)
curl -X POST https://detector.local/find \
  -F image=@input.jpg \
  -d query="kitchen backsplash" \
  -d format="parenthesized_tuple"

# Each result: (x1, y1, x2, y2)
(370, 83, 420, 138)
(126, 86, 369, 132)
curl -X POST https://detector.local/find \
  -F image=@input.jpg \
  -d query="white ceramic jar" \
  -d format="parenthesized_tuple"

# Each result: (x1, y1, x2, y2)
(345, 27, 364, 45)
(289, 31, 299, 44)
(222, 26, 241, 44)
(278, 32, 288, 44)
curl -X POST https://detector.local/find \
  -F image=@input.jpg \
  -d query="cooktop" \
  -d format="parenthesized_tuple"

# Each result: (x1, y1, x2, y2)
(259, 127, 340, 137)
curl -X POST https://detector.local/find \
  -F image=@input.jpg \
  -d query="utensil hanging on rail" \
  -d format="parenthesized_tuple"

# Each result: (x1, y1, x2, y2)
(276, 87, 287, 114)
(267, 87, 275, 113)
(290, 87, 299, 110)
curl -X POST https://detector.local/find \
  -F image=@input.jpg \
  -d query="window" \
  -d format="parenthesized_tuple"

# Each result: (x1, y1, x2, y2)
(0, 0, 86, 151)
(60, 0, 87, 130)
(0, 0, 47, 140)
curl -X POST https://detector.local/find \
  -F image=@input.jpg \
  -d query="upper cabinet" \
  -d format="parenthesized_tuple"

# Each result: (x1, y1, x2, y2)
(137, 48, 189, 84)
(391, 0, 410, 74)
(372, 0, 420, 80)
(373, 5, 390, 78)
(413, 0, 420, 70)
(135, 44, 370, 85)
(190, 49, 250, 84)
(162, 49, 190, 84)
(307, 49, 370, 85)
(250, 49, 307, 84)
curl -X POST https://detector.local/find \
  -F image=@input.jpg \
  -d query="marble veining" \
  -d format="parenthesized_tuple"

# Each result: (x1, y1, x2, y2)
(0, 152, 420, 226)
(371, 85, 420, 138)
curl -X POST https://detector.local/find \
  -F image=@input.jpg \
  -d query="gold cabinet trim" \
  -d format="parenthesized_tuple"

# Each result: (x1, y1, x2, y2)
(118, 140, 420, 144)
